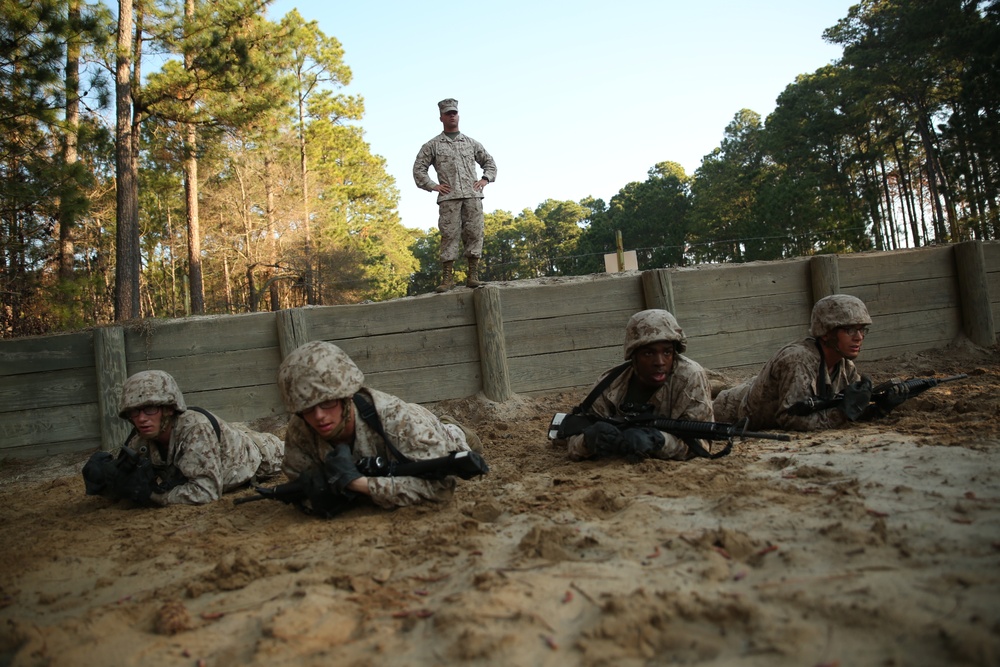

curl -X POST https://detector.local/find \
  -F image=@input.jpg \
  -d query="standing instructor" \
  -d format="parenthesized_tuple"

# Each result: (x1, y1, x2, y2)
(413, 98, 497, 293)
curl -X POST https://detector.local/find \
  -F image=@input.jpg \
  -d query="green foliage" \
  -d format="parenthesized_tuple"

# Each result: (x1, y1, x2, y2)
(4, 0, 999, 335)
(578, 162, 692, 270)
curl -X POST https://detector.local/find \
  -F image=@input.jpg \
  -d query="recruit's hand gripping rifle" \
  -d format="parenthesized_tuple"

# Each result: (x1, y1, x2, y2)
(234, 450, 489, 517)
(82, 445, 185, 505)
(787, 374, 968, 419)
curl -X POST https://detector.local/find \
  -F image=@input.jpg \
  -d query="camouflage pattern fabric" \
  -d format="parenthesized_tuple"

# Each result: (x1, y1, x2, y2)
(712, 338, 862, 431)
(277, 340, 364, 414)
(119, 369, 187, 416)
(565, 355, 715, 461)
(810, 294, 871, 337)
(412, 132, 496, 203)
(413, 132, 496, 263)
(126, 411, 284, 506)
(436, 198, 485, 261)
(624, 309, 687, 357)
(283, 388, 472, 509)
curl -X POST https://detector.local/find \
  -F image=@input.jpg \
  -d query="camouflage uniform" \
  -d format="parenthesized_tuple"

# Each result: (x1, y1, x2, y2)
(566, 310, 715, 460)
(278, 341, 474, 509)
(412, 99, 497, 263)
(712, 294, 871, 431)
(119, 371, 283, 506)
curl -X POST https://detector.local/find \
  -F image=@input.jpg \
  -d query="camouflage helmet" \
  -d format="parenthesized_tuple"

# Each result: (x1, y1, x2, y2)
(278, 340, 364, 414)
(810, 294, 872, 337)
(118, 370, 187, 418)
(623, 309, 687, 359)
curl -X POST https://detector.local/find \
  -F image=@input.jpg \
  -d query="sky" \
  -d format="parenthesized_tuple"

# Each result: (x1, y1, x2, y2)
(265, 0, 858, 232)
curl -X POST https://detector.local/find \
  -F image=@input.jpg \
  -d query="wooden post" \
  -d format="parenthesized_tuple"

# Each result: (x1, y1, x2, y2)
(641, 269, 675, 313)
(810, 255, 840, 302)
(94, 326, 131, 451)
(474, 285, 513, 402)
(954, 240, 996, 347)
(615, 230, 625, 272)
(276, 308, 310, 359)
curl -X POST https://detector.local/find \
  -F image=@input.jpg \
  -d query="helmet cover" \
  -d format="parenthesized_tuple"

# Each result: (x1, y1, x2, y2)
(623, 309, 687, 359)
(278, 340, 365, 414)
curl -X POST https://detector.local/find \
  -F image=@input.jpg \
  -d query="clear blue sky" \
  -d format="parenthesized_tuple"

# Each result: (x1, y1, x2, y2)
(266, 0, 856, 232)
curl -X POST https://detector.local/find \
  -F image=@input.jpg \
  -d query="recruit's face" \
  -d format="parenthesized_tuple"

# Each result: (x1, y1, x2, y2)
(301, 399, 348, 440)
(824, 324, 868, 361)
(129, 405, 172, 438)
(632, 342, 676, 389)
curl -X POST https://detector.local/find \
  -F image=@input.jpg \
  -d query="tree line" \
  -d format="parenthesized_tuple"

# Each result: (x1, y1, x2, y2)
(2, 0, 997, 337)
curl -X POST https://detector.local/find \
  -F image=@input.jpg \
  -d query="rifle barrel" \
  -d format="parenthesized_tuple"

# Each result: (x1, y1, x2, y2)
(642, 418, 791, 442)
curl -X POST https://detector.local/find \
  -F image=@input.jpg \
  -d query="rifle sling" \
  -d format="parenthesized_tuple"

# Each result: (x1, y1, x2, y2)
(574, 362, 631, 415)
(352, 392, 413, 465)
(682, 436, 732, 460)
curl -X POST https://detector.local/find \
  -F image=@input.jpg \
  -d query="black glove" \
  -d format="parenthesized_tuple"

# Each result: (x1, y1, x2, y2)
(582, 421, 624, 457)
(298, 466, 354, 518)
(841, 376, 874, 421)
(620, 428, 665, 463)
(323, 443, 363, 497)
(873, 381, 909, 416)
(119, 461, 158, 505)
(82, 451, 119, 497)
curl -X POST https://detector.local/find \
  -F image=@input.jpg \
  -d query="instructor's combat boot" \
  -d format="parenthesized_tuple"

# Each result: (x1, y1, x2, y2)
(466, 256, 482, 288)
(435, 261, 455, 293)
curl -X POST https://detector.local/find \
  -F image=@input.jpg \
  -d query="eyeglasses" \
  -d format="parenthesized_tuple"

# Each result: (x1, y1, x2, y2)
(297, 399, 341, 418)
(838, 325, 870, 337)
(127, 406, 161, 418)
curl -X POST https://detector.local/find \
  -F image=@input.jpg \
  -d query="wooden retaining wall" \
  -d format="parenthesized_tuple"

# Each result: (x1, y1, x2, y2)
(1, 241, 996, 460)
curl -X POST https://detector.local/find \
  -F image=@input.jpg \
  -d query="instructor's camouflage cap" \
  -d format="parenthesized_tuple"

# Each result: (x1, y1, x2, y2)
(624, 309, 687, 359)
(810, 294, 872, 337)
(438, 98, 458, 114)
(119, 370, 187, 418)
(277, 340, 365, 414)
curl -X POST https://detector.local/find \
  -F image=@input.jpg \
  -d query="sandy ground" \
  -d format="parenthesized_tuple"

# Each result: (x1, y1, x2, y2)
(2, 341, 1000, 667)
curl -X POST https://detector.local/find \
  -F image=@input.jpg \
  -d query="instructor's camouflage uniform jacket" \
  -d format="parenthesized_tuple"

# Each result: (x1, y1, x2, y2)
(412, 132, 497, 203)
(712, 338, 861, 431)
(120, 370, 283, 506)
(566, 355, 715, 460)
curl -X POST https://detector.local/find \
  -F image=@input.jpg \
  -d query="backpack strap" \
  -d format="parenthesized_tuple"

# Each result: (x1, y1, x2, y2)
(573, 362, 631, 415)
(188, 406, 222, 442)
(352, 393, 413, 464)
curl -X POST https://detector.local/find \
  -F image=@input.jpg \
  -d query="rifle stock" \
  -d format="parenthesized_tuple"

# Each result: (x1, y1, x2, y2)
(787, 373, 969, 417)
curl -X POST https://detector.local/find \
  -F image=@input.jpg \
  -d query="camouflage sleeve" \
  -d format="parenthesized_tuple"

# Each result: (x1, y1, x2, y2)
(412, 140, 438, 191)
(281, 416, 323, 482)
(363, 391, 468, 509)
(662, 358, 715, 456)
(157, 419, 224, 505)
(772, 353, 850, 431)
(672, 361, 715, 422)
(566, 433, 590, 461)
(476, 141, 496, 183)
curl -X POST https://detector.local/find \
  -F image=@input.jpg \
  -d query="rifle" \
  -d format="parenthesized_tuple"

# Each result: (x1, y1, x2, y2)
(233, 450, 490, 516)
(787, 374, 968, 417)
(548, 412, 791, 459)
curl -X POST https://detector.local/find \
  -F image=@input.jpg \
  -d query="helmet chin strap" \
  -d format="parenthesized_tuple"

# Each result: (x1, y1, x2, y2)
(150, 410, 176, 446)
(324, 398, 353, 441)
